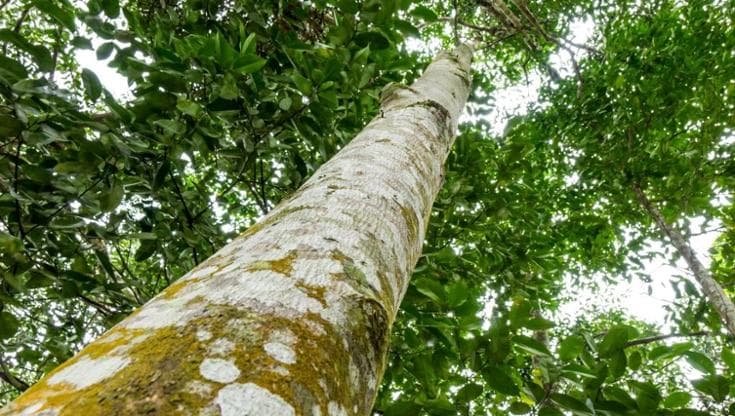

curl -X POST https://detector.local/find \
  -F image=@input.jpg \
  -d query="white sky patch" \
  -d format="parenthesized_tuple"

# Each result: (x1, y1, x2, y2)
(75, 37, 132, 100)
(557, 216, 724, 329)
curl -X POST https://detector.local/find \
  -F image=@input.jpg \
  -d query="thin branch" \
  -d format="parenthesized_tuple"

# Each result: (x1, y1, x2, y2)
(13, 137, 25, 240)
(0, 357, 29, 392)
(167, 165, 199, 264)
(12, 6, 30, 33)
(624, 331, 710, 348)
(26, 170, 109, 235)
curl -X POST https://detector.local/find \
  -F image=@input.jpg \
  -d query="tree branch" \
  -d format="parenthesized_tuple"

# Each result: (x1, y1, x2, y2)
(624, 331, 710, 348)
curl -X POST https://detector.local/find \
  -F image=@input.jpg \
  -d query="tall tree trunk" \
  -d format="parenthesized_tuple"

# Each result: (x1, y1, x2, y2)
(1, 45, 474, 416)
(632, 183, 735, 336)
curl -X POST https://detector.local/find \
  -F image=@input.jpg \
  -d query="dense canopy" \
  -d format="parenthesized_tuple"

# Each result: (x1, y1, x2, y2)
(0, 0, 734, 414)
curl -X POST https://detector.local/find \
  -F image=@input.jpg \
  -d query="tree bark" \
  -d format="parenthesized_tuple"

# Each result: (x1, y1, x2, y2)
(1, 44, 474, 416)
(632, 183, 735, 337)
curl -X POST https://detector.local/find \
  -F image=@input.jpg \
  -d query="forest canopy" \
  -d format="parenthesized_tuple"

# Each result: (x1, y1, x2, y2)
(0, 0, 734, 414)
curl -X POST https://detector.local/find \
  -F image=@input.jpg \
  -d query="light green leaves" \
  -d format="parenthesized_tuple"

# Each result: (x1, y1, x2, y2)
(292, 73, 312, 96)
(559, 335, 586, 361)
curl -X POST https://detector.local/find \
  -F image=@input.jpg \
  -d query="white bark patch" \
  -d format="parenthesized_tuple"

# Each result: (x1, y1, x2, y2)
(327, 401, 348, 416)
(264, 342, 296, 365)
(215, 383, 295, 416)
(47, 356, 130, 389)
(185, 380, 214, 396)
(196, 329, 212, 342)
(208, 338, 235, 356)
(199, 358, 240, 384)
(15, 402, 46, 416)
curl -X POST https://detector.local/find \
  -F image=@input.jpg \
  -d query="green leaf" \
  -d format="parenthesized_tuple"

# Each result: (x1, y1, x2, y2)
(550, 393, 592, 415)
(483, 365, 519, 396)
(71, 36, 93, 50)
(538, 406, 564, 416)
(559, 335, 585, 361)
(233, 55, 267, 74)
(722, 348, 735, 372)
(383, 401, 422, 416)
(219, 73, 239, 99)
(0, 56, 28, 82)
(96, 42, 115, 60)
(0, 114, 24, 138)
(292, 73, 312, 95)
(414, 277, 445, 304)
(177, 98, 202, 117)
(279, 97, 292, 111)
(354, 31, 391, 50)
(524, 317, 554, 330)
(81, 68, 102, 100)
(691, 375, 730, 402)
(152, 160, 169, 191)
(0, 311, 20, 340)
(455, 383, 483, 403)
(134, 239, 157, 262)
(597, 325, 632, 357)
(100, 0, 120, 18)
(684, 351, 715, 375)
(509, 402, 532, 414)
(33, 0, 77, 31)
(410, 5, 438, 22)
(629, 381, 661, 412)
(513, 335, 551, 356)
(100, 182, 124, 212)
(153, 119, 186, 136)
(446, 280, 468, 308)
(662, 391, 691, 408)
(0, 29, 53, 71)
(628, 350, 642, 371)
(608, 349, 627, 379)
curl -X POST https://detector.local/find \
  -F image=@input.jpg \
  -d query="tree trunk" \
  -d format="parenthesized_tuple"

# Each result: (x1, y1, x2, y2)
(632, 183, 735, 337)
(1, 44, 474, 416)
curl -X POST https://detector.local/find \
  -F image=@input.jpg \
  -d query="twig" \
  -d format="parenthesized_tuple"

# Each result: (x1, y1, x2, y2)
(0, 356, 29, 392)
(625, 331, 710, 348)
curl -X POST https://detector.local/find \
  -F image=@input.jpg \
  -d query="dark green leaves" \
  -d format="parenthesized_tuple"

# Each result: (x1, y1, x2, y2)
(409, 6, 438, 22)
(81, 68, 102, 100)
(0, 311, 19, 340)
(96, 42, 115, 60)
(354, 31, 391, 50)
(0, 30, 53, 72)
(100, 181, 123, 212)
(482, 365, 519, 396)
(455, 383, 483, 403)
(33, 0, 77, 31)
(291, 73, 312, 95)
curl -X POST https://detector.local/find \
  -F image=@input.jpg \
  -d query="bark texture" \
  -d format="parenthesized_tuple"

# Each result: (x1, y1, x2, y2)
(1, 44, 473, 416)
(633, 183, 735, 337)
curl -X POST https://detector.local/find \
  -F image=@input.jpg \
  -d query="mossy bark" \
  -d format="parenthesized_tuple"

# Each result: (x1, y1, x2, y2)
(1, 44, 474, 416)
